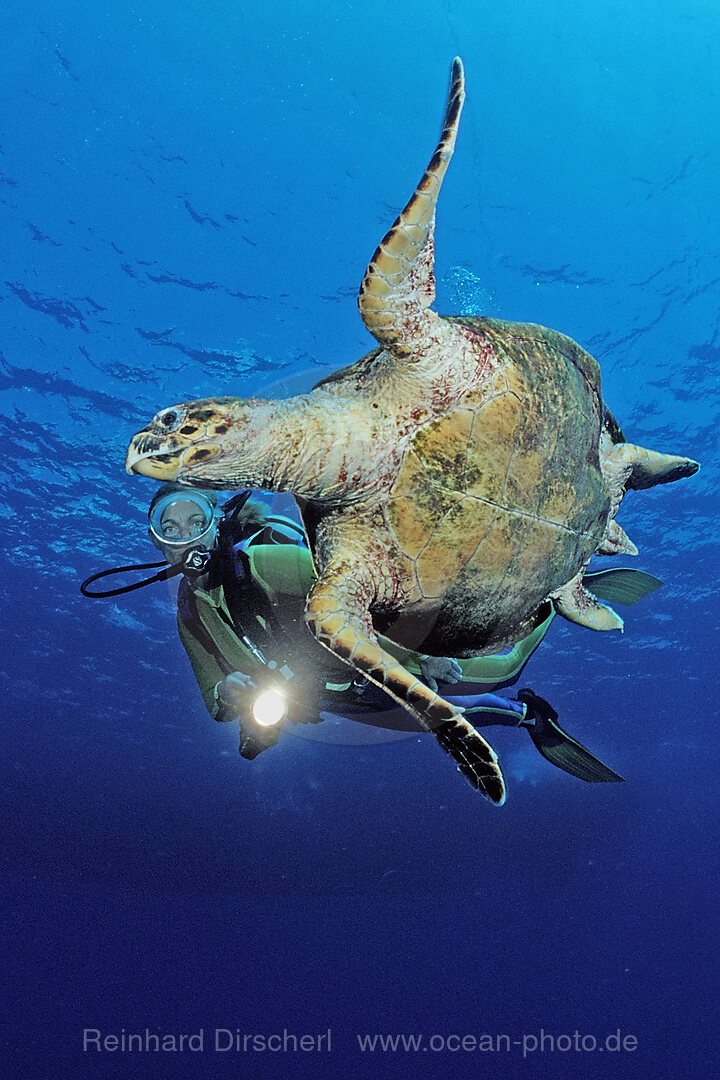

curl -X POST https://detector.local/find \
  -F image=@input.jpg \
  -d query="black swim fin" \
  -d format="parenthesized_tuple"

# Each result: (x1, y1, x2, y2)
(583, 568, 662, 606)
(516, 689, 625, 783)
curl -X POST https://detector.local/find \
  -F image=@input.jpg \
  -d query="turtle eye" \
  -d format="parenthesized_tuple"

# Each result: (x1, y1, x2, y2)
(152, 408, 183, 433)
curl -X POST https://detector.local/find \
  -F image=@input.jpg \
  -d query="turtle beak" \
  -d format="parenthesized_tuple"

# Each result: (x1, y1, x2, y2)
(125, 432, 183, 479)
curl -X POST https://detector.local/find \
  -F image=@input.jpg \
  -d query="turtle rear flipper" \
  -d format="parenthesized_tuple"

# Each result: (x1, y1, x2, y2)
(517, 689, 624, 783)
(608, 442, 699, 491)
(551, 571, 624, 632)
(305, 565, 506, 804)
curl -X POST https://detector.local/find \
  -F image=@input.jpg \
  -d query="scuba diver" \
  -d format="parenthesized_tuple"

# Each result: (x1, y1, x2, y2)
(82, 484, 662, 783)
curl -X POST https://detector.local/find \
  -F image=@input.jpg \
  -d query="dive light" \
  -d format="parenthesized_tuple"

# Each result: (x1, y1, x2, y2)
(252, 688, 288, 727)
(248, 658, 295, 729)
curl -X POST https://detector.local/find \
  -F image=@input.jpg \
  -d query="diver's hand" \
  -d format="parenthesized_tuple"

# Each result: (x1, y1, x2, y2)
(420, 656, 462, 692)
(217, 671, 255, 711)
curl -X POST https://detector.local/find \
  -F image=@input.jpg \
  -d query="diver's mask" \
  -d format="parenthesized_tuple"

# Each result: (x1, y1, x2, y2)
(148, 490, 219, 550)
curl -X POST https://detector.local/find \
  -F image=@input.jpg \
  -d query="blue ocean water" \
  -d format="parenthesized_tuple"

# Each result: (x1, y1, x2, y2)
(2, 1, 718, 1076)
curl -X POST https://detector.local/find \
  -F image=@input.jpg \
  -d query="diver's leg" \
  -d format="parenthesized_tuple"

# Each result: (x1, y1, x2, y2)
(446, 691, 526, 726)
(447, 689, 624, 783)
(454, 607, 554, 692)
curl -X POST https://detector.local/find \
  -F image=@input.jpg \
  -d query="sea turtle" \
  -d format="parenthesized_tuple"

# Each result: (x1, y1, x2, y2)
(126, 58, 698, 804)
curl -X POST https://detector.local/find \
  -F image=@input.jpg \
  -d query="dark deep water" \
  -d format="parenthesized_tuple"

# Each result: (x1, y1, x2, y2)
(2, 1, 719, 1077)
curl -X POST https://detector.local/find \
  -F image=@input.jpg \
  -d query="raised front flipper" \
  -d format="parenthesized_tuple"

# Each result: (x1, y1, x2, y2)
(304, 565, 506, 804)
(357, 58, 472, 362)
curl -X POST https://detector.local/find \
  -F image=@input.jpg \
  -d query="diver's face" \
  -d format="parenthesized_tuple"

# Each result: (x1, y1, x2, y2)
(149, 498, 218, 565)
(159, 499, 209, 542)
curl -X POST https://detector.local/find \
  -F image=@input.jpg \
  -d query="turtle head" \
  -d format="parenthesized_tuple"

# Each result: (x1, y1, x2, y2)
(126, 397, 249, 488)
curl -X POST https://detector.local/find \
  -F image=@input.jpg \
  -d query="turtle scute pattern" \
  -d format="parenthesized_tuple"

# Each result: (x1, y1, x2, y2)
(386, 317, 610, 641)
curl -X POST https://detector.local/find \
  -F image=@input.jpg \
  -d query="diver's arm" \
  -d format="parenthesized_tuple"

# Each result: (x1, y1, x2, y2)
(247, 542, 317, 599)
(176, 613, 255, 722)
(176, 612, 225, 716)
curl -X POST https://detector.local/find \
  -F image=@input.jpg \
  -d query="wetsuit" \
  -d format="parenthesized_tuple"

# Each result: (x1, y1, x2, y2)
(176, 537, 552, 732)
